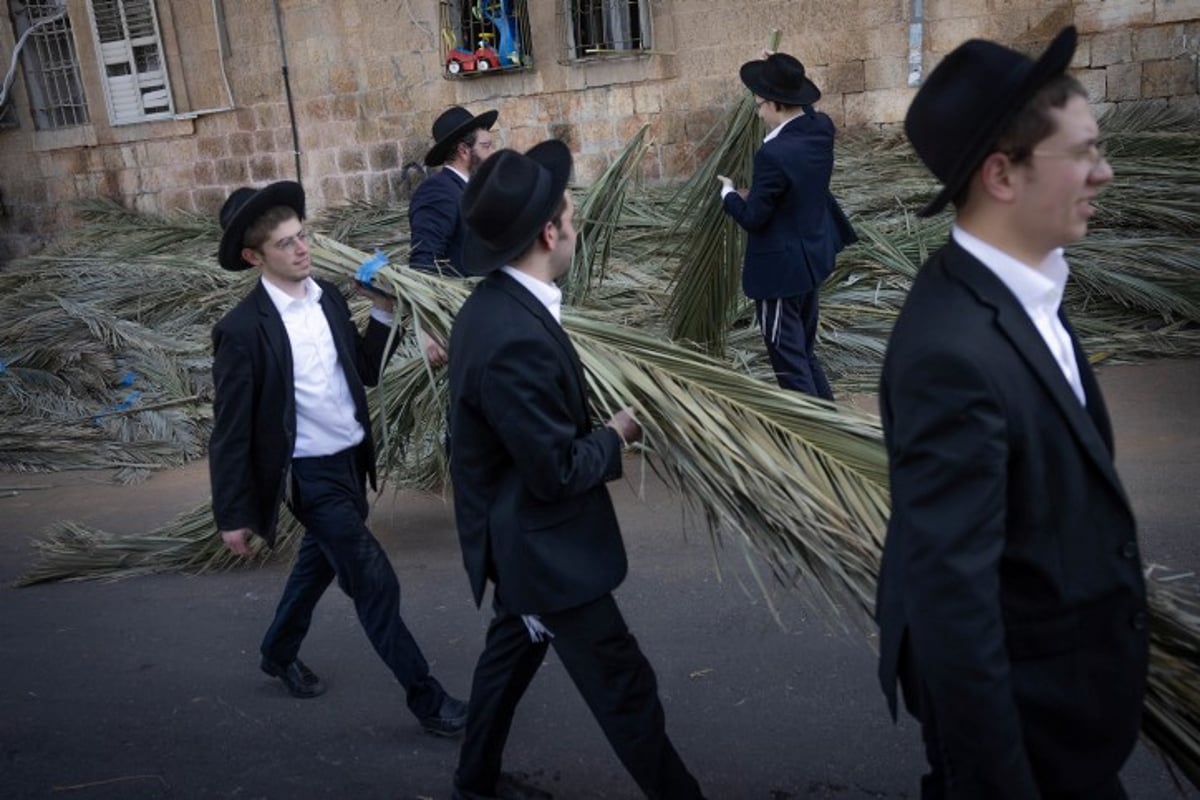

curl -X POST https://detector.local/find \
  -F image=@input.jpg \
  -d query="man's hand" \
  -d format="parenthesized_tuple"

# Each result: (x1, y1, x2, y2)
(607, 407, 643, 446)
(420, 330, 448, 367)
(716, 174, 735, 194)
(221, 528, 255, 556)
(354, 281, 396, 314)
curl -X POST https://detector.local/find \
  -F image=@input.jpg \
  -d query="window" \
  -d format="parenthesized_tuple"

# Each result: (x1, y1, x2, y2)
(89, 0, 173, 124)
(8, 0, 90, 129)
(563, 0, 651, 60)
(438, 0, 533, 79)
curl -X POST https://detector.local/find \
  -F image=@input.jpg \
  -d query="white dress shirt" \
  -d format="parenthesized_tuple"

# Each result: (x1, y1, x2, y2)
(261, 277, 366, 457)
(501, 266, 563, 324)
(952, 226, 1086, 406)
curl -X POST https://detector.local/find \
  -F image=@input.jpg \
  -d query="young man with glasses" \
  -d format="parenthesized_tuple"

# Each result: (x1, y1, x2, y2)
(210, 181, 468, 738)
(876, 27, 1147, 800)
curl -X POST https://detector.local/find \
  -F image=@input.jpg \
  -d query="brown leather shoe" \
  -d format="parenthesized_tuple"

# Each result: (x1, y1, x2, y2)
(260, 657, 326, 699)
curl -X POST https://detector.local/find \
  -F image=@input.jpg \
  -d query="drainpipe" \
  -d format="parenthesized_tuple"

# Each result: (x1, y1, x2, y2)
(272, 0, 303, 182)
(908, 0, 924, 87)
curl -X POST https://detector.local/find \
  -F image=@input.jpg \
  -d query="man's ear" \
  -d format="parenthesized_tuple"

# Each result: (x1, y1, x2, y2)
(977, 150, 1020, 205)
(241, 246, 262, 268)
(538, 219, 557, 250)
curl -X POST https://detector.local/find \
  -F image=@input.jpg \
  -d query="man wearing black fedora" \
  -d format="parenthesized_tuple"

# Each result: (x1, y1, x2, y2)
(209, 180, 468, 737)
(717, 51, 857, 399)
(875, 26, 1147, 799)
(407, 105, 498, 366)
(446, 141, 705, 799)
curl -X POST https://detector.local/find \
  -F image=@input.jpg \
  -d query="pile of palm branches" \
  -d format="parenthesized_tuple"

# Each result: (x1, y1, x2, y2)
(3, 97, 1199, 787)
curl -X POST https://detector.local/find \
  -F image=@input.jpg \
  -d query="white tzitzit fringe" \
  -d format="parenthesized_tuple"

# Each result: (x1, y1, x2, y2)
(522, 614, 554, 643)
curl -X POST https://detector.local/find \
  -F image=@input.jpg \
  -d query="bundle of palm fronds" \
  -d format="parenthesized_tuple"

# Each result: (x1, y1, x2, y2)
(1144, 571, 1200, 790)
(8, 113, 1200, 787)
(17, 504, 305, 585)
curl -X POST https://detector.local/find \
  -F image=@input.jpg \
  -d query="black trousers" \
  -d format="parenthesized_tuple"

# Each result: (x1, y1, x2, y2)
(260, 448, 444, 717)
(901, 668, 1128, 800)
(755, 293, 834, 400)
(454, 593, 703, 799)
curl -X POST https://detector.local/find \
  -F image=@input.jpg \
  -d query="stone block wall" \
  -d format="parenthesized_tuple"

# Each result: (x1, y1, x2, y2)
(0, 0, 1197, 261)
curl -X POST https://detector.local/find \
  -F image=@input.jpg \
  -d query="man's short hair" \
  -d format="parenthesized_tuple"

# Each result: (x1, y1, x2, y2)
(242, 205, 299, 250)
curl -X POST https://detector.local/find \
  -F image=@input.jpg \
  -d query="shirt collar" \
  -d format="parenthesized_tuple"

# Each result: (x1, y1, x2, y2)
(261, 275, 322, 314)
(445, 164, 470, 184)
(501, 266, 563, 323)
(763, 112, 801, 143)
(952, 225, 1068, 314)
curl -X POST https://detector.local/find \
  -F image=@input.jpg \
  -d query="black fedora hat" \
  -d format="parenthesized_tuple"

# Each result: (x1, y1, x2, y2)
(425, 105, 499, 167)
(739, 52, 821, 106)
(906, 25, 1078, 217)
(217, 181, 305, 271)
(460, 139, 572, 276)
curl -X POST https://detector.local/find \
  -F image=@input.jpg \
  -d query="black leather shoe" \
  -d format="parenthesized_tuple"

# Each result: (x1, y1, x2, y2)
(260, 657, 326, 699)
(418, 692, 468, 737)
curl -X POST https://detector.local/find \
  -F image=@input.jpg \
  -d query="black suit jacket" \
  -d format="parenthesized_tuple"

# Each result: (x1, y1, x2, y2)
(723, 112, 856, 299)
(447, 271, 626, 614)
(408, 167, 467, 276)
(208, 278, 394, 545)
(876, 239, 1148, 797)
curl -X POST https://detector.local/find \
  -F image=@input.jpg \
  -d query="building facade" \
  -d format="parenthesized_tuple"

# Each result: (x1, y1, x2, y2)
(1, 0, 1197, 261)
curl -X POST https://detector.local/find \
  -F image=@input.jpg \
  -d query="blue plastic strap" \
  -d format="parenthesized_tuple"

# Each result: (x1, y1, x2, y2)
(119, 370, 136, 387)
(0, 359, 6, 375)
(356, 250, 388, 286)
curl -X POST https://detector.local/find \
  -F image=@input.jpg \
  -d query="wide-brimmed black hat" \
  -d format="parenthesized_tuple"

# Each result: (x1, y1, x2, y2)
(460, 139, 573, 276)
(425, 105, 499, 167)
(217, 181, 305, 271)
(906, 25, 1078, 217)
(739, 52, 821, 106)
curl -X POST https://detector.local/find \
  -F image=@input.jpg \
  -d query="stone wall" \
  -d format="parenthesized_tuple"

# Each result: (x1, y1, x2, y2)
(0, 0, 1196, 261)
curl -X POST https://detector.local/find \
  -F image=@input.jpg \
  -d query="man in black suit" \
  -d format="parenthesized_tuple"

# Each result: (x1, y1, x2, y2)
(875, 26, 1148, 799)
(407, 105, 498, 366)
(209, 181, 467, 736)
(718, 52, 856, 398)
(446, 141, 704, 799)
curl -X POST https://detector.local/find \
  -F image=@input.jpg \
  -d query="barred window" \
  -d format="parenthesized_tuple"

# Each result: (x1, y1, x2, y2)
(439, 0, 533, 78)
(8, 0, 90, 130)
(564, 0, 651, 60)
(89, 0, 173, 124)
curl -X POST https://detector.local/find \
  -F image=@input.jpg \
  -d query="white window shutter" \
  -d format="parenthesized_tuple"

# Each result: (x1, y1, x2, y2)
(91, 0, 173, 124)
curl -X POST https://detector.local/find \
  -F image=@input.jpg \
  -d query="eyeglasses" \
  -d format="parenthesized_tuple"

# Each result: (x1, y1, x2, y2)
(1031, 139, 1108, 167)
(272, 230, 309, 252)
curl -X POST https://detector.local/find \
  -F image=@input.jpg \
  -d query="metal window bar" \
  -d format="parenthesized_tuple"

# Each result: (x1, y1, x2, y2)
(438, 0, 533, 79)
(10, 0, 89, 129)
(565, 0, 648, 59)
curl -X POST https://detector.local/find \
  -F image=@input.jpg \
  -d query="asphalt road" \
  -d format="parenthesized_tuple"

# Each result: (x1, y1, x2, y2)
(1, 360, 1196, 799)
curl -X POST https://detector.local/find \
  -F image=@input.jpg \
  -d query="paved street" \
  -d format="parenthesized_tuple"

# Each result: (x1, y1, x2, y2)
(1, 360, 1197, 799)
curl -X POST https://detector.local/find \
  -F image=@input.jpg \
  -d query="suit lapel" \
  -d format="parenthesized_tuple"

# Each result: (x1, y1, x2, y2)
(254, 282, 293, 386)
(948, 243, 1127, 500)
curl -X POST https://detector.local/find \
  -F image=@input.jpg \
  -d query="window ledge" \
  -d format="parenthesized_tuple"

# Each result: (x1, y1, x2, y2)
(103, 117, 196, 144)
(32, 126, 99, 152)
(567, 52, 674, 89)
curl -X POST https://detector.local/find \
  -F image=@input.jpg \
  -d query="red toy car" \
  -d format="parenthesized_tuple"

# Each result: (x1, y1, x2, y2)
(445, 45, 501, 75)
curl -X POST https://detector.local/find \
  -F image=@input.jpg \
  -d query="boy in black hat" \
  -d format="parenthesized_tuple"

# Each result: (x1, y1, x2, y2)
(875, 26, 1147, 799)
(407, 105, 498, 366)
(445, 141, 704, 799)
(717, 51, 856, 399)
(210, 181, 467, 737)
